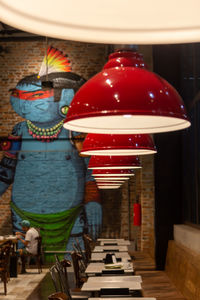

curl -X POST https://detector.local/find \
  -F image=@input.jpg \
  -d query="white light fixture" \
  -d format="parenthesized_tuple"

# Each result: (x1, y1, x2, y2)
(1, 0, 200, 44)
(98, 186, 121, 189)
(93, 169, 135, 177)
(96, 180, 124, 183)
(94, 177, 129, 180)
(94, 174, 134, 177)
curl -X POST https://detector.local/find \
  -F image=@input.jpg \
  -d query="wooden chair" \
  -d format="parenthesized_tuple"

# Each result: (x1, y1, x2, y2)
(71, 251, 87, 288)
(50, 260, 89, 300)
(73, 243, 87, 272)
(82, 234, 94, 263)
(26, 235, 42, 273)
(50, 265, 63, 293)
(34, 236, 42, 273)
(48, 292, 68, 300)
(0, 241, 12, 295)
(74, 239, 87, 267)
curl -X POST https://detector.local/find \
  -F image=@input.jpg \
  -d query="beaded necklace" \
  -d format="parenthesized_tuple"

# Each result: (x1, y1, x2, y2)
(27, 120, 64, 142)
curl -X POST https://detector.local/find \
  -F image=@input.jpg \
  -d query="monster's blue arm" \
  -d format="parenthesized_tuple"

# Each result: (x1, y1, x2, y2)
(83, 156, 102, 240)
(0, 124, 22, 195)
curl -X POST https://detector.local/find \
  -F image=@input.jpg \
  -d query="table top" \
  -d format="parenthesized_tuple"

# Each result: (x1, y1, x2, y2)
(97, 239, 125, 242)
(88, 298, 156, 300)
(93, 245, 128, 252)
(0, 235, 18, 244)
(100, 241, 130, 246)
(91, 252, 131, 261)
(85, 262, 134, 275)
(81, 281, 141, 291)
(87, 275, 142, 283)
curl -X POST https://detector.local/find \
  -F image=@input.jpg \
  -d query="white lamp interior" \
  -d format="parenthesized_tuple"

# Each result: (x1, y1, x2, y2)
(64, 115, 190, 134)
(2, 0, 200, 44)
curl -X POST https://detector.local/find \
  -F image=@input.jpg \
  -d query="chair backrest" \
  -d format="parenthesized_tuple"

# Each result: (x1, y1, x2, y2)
(71, 251, 85, 288)
(83, 234, 92, 263)
(35, 236, 42, 256)
(48, 292, 69, 300)
(75, 239, 87, 267)
(55, 260, 72, 300)
(49, 265, 62, 292)
(102, 269, 124, 274)
(73, 243, 87, 272)
(0, 241, 12, 271)
(100, 288, 129, 296)
(54, 255, 71, 283)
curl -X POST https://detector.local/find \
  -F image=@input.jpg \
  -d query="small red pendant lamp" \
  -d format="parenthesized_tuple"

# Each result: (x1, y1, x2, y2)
(93, 169, 135, 177)
(88, 155, 142, 170)
(96, 179, 124, 185)
(64, 50, 190, 134)
(94, 177, 129, 180)
(81, 133, 156, 156)
(98, 186, 121, 189)
(96, 181, 124, 184)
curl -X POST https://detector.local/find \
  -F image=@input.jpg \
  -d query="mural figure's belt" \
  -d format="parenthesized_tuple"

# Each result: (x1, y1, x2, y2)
(10, 201, 83, 251)
(70, 232, 84, 237)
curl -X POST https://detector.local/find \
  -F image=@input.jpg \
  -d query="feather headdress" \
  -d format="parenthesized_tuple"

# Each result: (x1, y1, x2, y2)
(38, 46, 71, 78)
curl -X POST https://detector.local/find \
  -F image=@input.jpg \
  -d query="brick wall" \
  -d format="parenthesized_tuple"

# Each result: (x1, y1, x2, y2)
(0, 39, 155, 258)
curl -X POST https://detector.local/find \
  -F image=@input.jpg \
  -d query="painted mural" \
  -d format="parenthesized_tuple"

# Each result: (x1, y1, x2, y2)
(0, 47, 102, 260)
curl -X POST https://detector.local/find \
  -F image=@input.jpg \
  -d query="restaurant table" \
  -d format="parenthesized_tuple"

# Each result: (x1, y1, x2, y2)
(81, 280, 142, 293)
(85, 262, 134, 276)
(91, 252, 131, 262)
(89, 298, 156, 300)
(93, 245, 128, 252)
(100, 240, 130, 246)
(0, 235, 18, 245)
(86, 275, 142, 283)
(97, 239, 125, 242)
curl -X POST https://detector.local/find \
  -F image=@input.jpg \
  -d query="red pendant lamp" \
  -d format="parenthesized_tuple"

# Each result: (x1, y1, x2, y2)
(81, 133, 156, 156)
(98, 186, 121, 189)
(64, 50, 190, 134)
(88, 155, 141, 170)
(97, 181, 123, 185)
(93, 169, 135, 177)
(94, 177, 129, 180)
(95, 178, 125, 182)
(96, 181, 124, 184)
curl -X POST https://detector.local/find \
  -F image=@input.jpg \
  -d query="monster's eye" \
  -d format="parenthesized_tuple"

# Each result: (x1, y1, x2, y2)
(11, 91, 19, 97)
(61, 106, 69, 115)
(32, 93, 43, 98)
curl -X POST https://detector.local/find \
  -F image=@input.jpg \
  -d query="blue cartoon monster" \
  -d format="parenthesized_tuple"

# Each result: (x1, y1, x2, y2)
(0, 47, 102, 260)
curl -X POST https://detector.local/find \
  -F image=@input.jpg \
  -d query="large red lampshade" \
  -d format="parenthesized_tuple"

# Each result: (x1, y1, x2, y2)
(93, 169, 135, 177)
(64, 50, 190, 134)
(88, 155, 141, 170)
(81, 133, 156, 156)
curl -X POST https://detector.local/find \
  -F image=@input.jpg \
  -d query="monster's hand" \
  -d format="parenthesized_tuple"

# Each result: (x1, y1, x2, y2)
(84, 181, 102, 240)
(0, 156, 16, 195)
(0, 124, 22, 196)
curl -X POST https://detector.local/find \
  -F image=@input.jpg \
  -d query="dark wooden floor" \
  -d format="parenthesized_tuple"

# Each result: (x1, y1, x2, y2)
(28, 252, 186, 300)
(132, 252, 186, 300)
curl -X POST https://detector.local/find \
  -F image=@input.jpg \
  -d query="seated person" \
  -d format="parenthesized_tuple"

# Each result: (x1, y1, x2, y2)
(15, 220, 39, 273)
